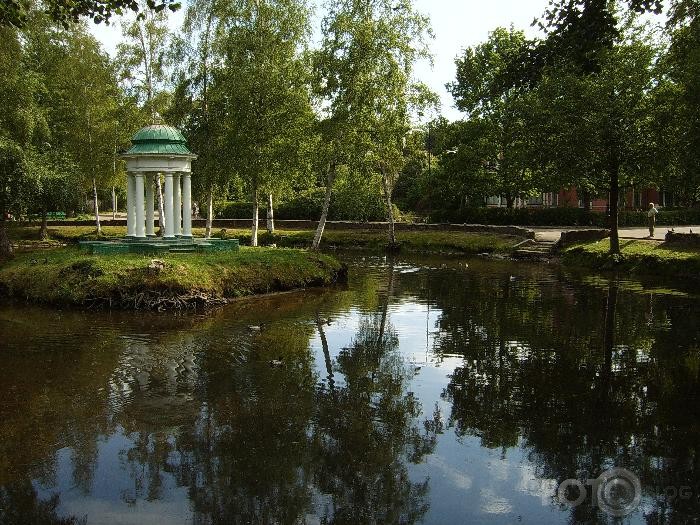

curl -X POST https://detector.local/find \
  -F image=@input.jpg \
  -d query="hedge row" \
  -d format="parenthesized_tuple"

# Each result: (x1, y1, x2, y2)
(429, 207, 700, 227)
(218, 188, 700, 226)
(218, 186, 394, 222)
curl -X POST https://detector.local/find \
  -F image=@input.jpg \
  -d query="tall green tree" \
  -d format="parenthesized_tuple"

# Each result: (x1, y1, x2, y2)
(25, 18, 123, 233)
(430, 119, 500, 214)
(449, 27, 540, 209)
(532, 18, 660, 252)
(0, 25, 40, 255)
(117, 1, 170, 122)
(169, 0, 228, 238)
(310, 0, 432, 248)
(536, 1, 664, 253)
(214, 0, 314, 247)
(649, 9, 700, 205)
(117, 1, 171, 232)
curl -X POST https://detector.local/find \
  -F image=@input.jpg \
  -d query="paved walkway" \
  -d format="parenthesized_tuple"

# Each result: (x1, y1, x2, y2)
(532, 225, 700, 242)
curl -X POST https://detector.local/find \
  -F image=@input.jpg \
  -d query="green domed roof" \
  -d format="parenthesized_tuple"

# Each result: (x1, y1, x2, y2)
(125, 124, 194, 156)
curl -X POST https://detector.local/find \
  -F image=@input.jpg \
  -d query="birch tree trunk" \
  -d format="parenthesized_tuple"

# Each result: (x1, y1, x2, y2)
(86, 101, 101, 235)
(266, 193, 274, 234)
(156, 174, 165, 236)
(251, 185, 259, 247)
(112, 186, 117, 220)
(205, 188, 213, 239)
(312, 165, 335, 250)
(381, 168, 396, 246)
(40, 209, 48, 240)
(92, 178, 101, 234)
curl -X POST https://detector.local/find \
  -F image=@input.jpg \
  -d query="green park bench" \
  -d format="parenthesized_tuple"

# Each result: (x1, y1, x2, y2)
(46, 212, 67, 220)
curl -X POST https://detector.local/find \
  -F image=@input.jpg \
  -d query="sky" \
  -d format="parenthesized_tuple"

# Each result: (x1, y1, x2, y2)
(90, 0, 551, 122)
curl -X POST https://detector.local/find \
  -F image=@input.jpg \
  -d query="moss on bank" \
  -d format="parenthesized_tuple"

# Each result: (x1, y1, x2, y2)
(0, 247, 346, 309)
(561, 239, 700, 279)
(8, 225, 523, 254)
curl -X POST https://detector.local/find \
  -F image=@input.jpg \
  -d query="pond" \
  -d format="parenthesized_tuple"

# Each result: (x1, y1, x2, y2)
(0, 254, 699, 524)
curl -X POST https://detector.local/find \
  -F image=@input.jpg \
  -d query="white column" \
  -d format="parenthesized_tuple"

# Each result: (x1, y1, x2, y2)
(134, 173, 146, 238)
(145, 174, 155, 237)
(126, 173, 135, 237)
(173, 172, 182, 236)
(164, 173, 175, 238)
(182, 173, 192, 238)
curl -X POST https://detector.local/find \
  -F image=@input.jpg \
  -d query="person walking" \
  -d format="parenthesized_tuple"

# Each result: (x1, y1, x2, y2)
(647, 202, 659, 238)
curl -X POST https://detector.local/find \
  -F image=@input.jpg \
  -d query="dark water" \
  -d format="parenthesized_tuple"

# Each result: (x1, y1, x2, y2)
(1, 254, 699, 525)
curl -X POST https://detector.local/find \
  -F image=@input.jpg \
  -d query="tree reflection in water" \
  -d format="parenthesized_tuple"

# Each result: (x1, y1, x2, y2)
(0, 259, 436, 524)
(430, 264, 700, 523)
(312, 256, 437, 523)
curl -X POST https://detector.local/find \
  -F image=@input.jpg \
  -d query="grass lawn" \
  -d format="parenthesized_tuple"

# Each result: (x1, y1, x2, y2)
(562, 238, 700, 278)
(7, 224, 523, 254)
(0, 246, 345, 309)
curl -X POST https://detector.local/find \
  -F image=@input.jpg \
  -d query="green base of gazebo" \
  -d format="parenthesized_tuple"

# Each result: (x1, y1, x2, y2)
(79, 237, 240, 255)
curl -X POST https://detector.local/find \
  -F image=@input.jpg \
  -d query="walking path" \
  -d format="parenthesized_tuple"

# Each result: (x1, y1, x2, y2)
(532, 225, 700, 242)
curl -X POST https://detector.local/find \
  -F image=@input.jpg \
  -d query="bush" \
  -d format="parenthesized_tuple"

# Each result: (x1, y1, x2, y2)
(217, 181, 398, 222)
(217, 201, 263, 220)
(276, 189, 323, 220)
(429, 207, 700, 227)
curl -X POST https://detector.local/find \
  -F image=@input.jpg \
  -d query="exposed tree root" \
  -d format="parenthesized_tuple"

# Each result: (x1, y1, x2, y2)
(84, 290, 228, 311)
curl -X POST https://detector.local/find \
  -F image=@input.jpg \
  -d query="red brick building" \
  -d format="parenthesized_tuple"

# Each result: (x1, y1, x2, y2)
(487, 187, 675, 211)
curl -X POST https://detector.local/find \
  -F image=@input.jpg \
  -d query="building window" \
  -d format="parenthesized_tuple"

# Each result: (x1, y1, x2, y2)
(486, 196, 502, 206)
(633, 189, 642, 209)
(527, 194, 543, 206)
(661, 190, 675, 207)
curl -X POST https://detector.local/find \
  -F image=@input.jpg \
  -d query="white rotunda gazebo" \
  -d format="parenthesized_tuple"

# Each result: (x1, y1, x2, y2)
(120, 125, 198, 239)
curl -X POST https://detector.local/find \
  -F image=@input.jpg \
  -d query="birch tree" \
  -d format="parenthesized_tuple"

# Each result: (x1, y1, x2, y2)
(117, 2, 171, 233)
(0, 25, 35, 256)
(169, 0, 229, 238)
(56, 27, 122, 234)
(311, 0, 432, 249)
(215, 0, 314, 247)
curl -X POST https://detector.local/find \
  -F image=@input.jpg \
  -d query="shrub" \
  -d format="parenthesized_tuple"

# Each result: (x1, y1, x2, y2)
(217, 201, 264, 220)
(275, 189, 323, 220)
(217, 181, 399, 222)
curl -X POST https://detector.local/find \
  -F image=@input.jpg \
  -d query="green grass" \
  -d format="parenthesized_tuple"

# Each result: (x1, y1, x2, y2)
(7, 224, 523, 254)
(269, 229, 520, 253)
(0, 246, 346, 309)
(562, 238, 700, 278)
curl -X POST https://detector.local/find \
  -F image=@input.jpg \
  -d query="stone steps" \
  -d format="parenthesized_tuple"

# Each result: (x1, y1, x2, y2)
(512, 240, 557, 260)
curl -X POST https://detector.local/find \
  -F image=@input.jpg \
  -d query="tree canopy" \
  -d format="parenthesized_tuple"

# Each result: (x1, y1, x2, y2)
(0, 0, 180, 29)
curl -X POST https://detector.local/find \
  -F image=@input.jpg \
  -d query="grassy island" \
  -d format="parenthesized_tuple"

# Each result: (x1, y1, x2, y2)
(0, 247, 347, 310)
(562, 239, 700, 280)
